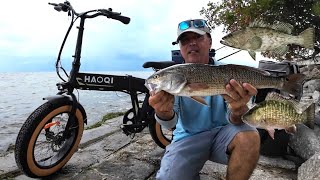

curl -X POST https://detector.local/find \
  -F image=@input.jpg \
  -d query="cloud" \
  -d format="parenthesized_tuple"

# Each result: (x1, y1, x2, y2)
(0, 0, 212, 72)
(0, 0, 261, 72)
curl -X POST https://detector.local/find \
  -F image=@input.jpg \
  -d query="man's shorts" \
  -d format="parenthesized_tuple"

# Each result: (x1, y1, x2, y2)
(156, 123, 257, 180)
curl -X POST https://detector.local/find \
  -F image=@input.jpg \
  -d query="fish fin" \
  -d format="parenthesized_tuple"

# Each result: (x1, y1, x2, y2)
(187, 83, 210, 92)
(190, 96, 208, 106)
(305, 103, 315, 129)
(270, 21, 294, 34)
(295, 100, 314, 114)
(264, 92, 311, 114)
(249, 36, 262, 50)
(248, 51, 256, 60)
(265, 92, 283, 101)
(299, 27, 315, 49)
(249, 20, 293, 34)
(272, 45, 289, 56)
(285, 125, 297, 135)
(282, 74, 306, 98)
(267, 128, 275, 140)
(249, 20, 270, 28)
(220, 64, 271, 76)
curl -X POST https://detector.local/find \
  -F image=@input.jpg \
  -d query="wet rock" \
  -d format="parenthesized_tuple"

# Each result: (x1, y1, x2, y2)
(297, 153, 320, 180)
(289, 124, 320, 160)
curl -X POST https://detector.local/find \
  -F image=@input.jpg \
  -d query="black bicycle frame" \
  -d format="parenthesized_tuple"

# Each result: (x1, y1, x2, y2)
(56, 13, 152, 136)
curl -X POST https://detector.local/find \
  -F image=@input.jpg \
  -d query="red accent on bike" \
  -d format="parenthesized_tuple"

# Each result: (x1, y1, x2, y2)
(43, 121, 61, 129)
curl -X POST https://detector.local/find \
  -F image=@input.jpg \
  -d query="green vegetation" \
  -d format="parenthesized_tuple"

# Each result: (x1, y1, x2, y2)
(201, 0, 320, 60)
(85, 111, 126, 130)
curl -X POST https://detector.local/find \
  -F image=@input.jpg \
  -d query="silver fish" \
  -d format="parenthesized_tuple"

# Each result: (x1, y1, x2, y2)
(242, 92, 315, 139)
(145, 63, 305, 104)
(220, 21, 315, 60)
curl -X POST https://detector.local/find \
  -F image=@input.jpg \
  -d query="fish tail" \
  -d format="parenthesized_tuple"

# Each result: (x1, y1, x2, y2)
(299, 27, 315, 49)
(305, 103, 315, 129)
(281, 74, 305, 97)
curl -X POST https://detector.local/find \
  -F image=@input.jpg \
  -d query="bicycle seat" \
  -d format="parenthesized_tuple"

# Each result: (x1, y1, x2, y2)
(142, 61, 177, 69)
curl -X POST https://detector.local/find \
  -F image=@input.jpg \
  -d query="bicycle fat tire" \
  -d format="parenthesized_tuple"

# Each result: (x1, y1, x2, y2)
(148, 115, 172, 149)
(14, 98, 85, 178)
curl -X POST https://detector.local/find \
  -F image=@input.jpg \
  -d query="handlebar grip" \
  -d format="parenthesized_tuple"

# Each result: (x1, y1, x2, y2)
(112, 15, 130, 24)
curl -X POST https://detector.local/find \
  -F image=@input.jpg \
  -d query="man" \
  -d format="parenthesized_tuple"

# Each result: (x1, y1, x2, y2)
(149, 19, 260, 180)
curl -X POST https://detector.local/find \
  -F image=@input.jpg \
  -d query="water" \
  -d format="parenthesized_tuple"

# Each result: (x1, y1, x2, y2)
(0, 71, 152, 153)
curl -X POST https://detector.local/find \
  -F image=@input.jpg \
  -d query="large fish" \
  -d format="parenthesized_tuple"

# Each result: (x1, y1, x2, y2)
(145, 63, 305, 104)
(242, 92, 316, 139)
(220, 21, 315, 60)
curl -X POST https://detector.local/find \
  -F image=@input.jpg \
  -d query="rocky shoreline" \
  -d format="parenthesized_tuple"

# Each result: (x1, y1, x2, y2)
(1, 115, 320, 180)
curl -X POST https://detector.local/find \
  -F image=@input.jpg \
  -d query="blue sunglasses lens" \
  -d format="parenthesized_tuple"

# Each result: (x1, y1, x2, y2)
(179, 21, 191, 30)
(193, 20, 206, 28)
(178, 20, 206, 31)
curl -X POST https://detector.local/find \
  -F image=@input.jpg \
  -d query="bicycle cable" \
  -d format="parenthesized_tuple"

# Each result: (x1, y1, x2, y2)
(56, 8, 78, 82)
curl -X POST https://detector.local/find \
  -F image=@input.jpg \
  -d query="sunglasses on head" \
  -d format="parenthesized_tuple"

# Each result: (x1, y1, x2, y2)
(178, 19, 207, 31)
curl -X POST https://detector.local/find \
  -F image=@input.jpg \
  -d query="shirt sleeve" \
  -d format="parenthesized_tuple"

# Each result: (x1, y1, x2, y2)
(154, 112, 178, 129)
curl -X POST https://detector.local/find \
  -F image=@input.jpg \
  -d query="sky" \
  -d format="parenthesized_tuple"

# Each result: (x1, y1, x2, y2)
(0, 0, 261, 72)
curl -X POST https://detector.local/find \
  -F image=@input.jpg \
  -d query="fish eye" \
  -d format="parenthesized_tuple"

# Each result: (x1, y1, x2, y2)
(153, 75, 159, 79)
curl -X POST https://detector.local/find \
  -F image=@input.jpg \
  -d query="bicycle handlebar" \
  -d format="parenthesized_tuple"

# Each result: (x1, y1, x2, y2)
(48, 1, 130, 24)
(98, 9, 130, 24)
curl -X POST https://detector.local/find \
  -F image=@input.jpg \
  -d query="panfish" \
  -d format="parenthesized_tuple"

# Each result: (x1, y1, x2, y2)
(220, 21, 315, 60)
(242, 92, 315, 139)
(145, 63, 305, 104)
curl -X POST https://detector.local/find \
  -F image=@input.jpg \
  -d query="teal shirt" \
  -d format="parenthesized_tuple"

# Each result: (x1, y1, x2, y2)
(172, 95, 230, 142)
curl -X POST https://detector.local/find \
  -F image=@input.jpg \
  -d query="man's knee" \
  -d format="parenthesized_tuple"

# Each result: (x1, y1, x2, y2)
(229, 131, 260, 153)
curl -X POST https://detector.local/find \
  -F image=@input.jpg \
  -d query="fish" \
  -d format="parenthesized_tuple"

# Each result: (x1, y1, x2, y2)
(242, 92, 315, 139)
(145, 63, 305, 104)
(220, 21, 315, 60)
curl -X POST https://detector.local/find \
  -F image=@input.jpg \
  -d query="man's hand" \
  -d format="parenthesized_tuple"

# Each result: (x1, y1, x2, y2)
(222, 79, 258, 124)
(149, 91, 175, 120)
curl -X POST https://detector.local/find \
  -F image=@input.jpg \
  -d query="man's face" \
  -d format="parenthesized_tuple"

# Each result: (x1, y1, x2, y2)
(179, 32, 212, 64)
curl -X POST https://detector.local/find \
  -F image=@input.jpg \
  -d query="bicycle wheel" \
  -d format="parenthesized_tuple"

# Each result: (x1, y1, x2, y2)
(148, 112, 173, 149)
(14, 98, 86, 178)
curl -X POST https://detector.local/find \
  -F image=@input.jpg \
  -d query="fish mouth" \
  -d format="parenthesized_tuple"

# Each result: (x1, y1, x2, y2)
(144, 82, 159, 95)
(220, 40, 236, 48)
(220, 40, 229, 46)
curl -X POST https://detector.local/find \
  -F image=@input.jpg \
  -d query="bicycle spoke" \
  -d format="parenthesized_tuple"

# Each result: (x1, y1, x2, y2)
(33, 112, 76, 167)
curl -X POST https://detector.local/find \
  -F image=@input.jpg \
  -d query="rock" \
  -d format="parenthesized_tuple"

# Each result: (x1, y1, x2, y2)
(258, 155, 296, 170)
(289, 124, 320, 160)
(303, 79, 320, 94)
(1, 115, 304, 179)
(313, 125, 320, 140)
(315, 113, 320, 126)
(298, 152, 320, 180)
(300, 64, 320, 80)
(199, 156, 297, 180)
